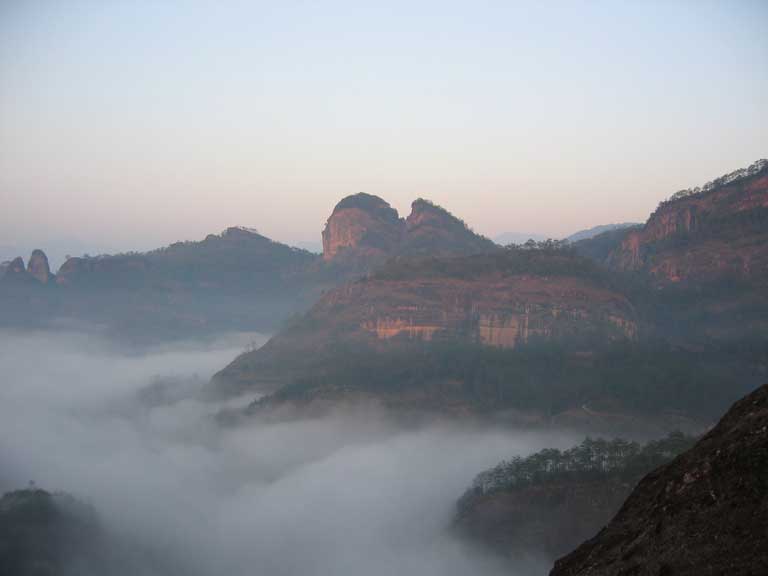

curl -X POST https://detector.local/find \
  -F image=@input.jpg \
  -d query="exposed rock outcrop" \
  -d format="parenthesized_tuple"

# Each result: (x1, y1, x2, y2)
(210, 248, 637, 400)
(27, 249, 52, 284)
(550, 382, 768, 576)
(321, 193, 404, 262)
(607, 159, 768, 285)
(320, 193, 498, 265)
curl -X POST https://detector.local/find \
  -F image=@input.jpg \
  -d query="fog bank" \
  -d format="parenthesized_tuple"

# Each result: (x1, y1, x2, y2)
(0, 330, 577, 576)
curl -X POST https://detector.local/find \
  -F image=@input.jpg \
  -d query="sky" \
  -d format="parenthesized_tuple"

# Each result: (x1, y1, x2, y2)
(1, 0, 766, 265)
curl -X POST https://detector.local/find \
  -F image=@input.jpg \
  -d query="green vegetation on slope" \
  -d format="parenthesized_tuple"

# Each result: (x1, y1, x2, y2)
(459, 431, 696, 509)
(255, 337, 767, 420)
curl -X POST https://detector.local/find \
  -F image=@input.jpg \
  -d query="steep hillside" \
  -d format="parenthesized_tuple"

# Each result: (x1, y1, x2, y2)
(321, 193, 404, 262)
(320, 193, 498, 267)
(608, 159, 768, 285)
(566, 223, 639, 244)
(455, 433, 695, 563)
(401, 198, 498, 256)
(551, 382, 768, 576)
(0, 229, 325, 340)
(209, 246, 640, 406)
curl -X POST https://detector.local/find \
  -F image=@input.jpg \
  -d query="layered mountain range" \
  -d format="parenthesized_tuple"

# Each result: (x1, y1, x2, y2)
(209, 159, 768, 424)
(0, 194, 498, 340)
(4, 159, 768, 419)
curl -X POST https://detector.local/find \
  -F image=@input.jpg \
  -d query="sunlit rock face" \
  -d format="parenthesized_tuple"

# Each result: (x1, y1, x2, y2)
(608, 159, 768, 284)
(321, 193, 404, 262)
(211, 250, 637, 399)
(321, 194, 498, 264)
(27, 249, 52, 284)
(349, 276, 637, 348)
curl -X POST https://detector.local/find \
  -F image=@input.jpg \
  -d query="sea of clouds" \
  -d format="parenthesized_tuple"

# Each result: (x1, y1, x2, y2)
(0, 329, 578, 576)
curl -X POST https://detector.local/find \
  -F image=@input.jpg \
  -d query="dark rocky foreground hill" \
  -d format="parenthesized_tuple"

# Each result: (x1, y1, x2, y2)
(550, 382, 768, 576)
(454, 433, 696, 563)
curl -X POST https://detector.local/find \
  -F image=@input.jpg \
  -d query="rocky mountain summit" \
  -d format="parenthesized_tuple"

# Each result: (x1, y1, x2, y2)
(550, 382, 768, 576)
(321, 193, 403, 262)
(27, 249, 53, 284)
(209, 246, 645, 412)
(1, 251, 54, 284)
(321, 193, 498, 266)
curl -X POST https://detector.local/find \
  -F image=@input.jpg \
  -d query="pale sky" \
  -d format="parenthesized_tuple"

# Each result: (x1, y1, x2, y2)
(1, 0, 767, 265)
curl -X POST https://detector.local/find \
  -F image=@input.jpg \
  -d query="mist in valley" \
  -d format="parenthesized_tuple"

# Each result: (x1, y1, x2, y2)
(0, 329, 578, 576)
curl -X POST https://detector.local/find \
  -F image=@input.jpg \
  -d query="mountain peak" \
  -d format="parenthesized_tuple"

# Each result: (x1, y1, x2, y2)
(27, 249, 52, 284)
(321, 193, 404, 262)
(403, 198, 498, 256)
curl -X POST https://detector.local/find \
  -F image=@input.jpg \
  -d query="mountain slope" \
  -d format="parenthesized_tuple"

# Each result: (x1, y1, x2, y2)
(320, 193, 499, 268)
(550, 382, 768, 576)
(608, 159, 768, 285)
(209, 246, 639, 406)
(566, 223, 639, 244)
(0, 229, 325, 340)
(455, 433, 695, 563)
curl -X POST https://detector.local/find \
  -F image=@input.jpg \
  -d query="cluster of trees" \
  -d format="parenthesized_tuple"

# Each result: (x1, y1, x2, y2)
(269, 337, 767, 421)
(464, 431, 696, 500)
(371, 242, 609, 284)
(662, 158, 768, 206)
(507, 238, 571, 251)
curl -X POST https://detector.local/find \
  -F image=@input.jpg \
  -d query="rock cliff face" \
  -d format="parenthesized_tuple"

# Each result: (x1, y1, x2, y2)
(26, 249, 53, 284)
(321, 193, 404, 262)
(550, 382, 768, 576)
(211, 249, 637, 399)
(321, 193, 498, 264)
(607, 159, 768, 284)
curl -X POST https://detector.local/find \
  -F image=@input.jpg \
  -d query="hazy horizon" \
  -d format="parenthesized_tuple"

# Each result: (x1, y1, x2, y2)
(1, 0, 766, 262)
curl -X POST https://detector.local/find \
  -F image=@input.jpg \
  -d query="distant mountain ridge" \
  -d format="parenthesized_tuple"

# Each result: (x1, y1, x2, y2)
(566, 223, 639, 243)
(207, 159, 768, 425)
(0, 196, 501, 340)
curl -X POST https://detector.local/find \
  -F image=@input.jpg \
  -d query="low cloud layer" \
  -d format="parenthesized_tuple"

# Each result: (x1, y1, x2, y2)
(0, 330, 576, 576)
